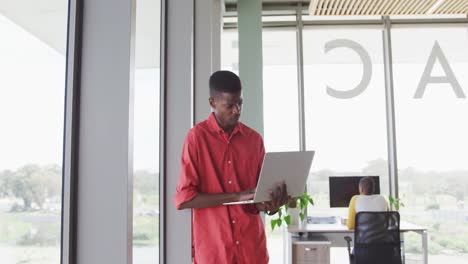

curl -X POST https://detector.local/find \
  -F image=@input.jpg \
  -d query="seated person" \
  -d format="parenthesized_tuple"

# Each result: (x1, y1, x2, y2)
(347, 176, 389, 229)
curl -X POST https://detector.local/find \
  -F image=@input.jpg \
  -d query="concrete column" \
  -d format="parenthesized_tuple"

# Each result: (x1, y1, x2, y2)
(75, 0, 136, 263)
(238, 0, 263, 135)
(162, 0, 194, 263)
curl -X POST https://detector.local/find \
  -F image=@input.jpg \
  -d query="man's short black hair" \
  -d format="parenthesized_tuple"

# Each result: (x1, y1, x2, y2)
(359, 176, 375, 195)
(209, 70, 241, 97)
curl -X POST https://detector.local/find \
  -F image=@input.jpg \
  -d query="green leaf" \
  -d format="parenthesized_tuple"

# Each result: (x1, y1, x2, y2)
(299, 212, 305, 221)
(300, 198, 307, 209)
(277, 219, 282, 227)
(271, 220, 277, 230)
(278, 208, 282, 217)
(284, 215, 291, 225)
(308, 197, 314, 206)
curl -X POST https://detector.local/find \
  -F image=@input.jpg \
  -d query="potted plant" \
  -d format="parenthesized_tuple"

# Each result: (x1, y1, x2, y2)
(388, 194, 404, 210)
(270, 192, 314, 231)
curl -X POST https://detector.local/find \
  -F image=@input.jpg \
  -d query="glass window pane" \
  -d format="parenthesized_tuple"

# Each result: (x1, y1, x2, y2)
(392, 26, 468, 263)
(263, 28, 299, 153)
(263, 28, 299, 264)
(303, 27, 389, 210)
(0, 2, 68, 263)
(133, 0, 160, 263)
(222, 25, 299, 264)
(303, 27, 389, 263)
(221, 28, 239, 73)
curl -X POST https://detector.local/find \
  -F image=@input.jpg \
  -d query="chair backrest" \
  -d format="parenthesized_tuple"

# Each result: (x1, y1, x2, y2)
(354, 211, 402, 264)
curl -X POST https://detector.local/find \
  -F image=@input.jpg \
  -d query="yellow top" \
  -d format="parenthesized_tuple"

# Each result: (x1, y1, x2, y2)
(347, 195, 358, 229)
(347, 194, 389, 229)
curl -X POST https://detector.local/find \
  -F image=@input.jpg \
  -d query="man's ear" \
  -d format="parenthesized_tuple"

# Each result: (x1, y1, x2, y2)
(209, 97, 216, 109)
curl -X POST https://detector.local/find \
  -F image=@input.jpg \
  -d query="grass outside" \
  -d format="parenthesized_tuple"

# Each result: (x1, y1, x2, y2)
(133, 216, 159, 246)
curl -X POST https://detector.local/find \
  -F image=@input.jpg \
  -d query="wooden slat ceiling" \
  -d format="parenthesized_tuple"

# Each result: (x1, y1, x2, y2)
(309, 0, 468, 15)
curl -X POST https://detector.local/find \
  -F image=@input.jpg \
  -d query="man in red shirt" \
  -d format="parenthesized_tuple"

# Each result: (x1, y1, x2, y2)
(174, 70, 289, 264)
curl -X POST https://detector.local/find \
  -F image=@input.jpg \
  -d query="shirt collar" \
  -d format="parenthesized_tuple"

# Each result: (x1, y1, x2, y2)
(207, 112, 244, 135)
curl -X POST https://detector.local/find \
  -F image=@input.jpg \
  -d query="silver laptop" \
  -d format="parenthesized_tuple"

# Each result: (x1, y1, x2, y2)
(223, 151, 315, 205)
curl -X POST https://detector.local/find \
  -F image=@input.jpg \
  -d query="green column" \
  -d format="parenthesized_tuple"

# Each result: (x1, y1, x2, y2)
(238, 0, 263, 136)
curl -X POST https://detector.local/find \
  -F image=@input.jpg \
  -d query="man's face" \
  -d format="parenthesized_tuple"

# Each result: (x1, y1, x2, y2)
(209, 91, 243, 129)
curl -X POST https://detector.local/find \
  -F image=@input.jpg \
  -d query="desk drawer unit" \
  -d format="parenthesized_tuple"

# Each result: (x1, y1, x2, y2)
(292, 241, 331, 264)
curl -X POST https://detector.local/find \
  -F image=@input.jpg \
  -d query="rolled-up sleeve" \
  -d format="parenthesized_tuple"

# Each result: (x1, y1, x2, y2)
(174, 130, 200, 210)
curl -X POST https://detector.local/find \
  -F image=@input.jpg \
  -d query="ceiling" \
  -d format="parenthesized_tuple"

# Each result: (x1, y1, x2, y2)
(0, 0, 160, 69)
(0, 0, 68, 55)
(309, 0, 468, 16)
(225, 0, 309, 4)
(226, 0, 468, 15)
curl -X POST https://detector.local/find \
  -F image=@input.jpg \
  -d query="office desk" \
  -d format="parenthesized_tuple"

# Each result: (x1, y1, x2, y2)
(284, 221, 428, 264)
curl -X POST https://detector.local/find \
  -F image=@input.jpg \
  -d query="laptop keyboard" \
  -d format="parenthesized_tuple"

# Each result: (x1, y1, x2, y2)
(307, 216, 337, 224)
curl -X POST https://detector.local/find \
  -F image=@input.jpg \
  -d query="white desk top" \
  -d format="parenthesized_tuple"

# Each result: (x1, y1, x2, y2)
(287, 221, 427, 233)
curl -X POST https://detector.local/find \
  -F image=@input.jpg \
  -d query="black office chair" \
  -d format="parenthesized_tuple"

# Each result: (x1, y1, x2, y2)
(344, 211, 402, 264)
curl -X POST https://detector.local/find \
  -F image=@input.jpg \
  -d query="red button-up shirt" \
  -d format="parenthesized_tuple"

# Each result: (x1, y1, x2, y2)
(174, 113, 268, 264)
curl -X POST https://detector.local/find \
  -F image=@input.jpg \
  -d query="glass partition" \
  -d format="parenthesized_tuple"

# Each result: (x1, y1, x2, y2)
(392, 25, 468, 263)
(0, 1, 68, 263)
(133, 0, 161, 263)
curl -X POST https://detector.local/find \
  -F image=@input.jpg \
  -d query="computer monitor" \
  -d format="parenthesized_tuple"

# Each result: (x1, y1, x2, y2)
(329, 176, 380, 207)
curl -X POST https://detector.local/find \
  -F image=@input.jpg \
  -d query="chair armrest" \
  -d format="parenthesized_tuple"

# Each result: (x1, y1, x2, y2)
(344, 236, 352, 243)
(344, 236, 352, 251)
(344, 236, 353, 264)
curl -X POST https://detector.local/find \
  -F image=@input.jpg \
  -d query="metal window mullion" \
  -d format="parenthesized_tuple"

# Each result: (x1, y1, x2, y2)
(296, 3, 306, 152)
(61, 0, 82, 263)
(159, 0, 167, 262)
(296, 3, 310, 222)
(382, 16, 399, 205)
(223, 17, 468, 30)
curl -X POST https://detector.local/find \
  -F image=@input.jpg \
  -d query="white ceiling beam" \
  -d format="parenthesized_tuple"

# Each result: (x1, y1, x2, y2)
(460, 1, 468, 13)
(385, 0, 402, 15)
(317, 0, 326, 15)
(334, 0, 346, 15)
(416, 0, 437, 14)
(360, 0, 374, 15)
(379, 0, 395, 15)
(448, 0, 467, 13)
(346, 0, 358, 15)
(352, 0, 364, 15)
(440, 0, 459, 14)
(370, 0, 385, 15)
(340, 0, 352, 15)
(393, 0, 408, 15)
(396, 0, 415, 15)
(325, 0, 333, 15)
(406, 0, 422, 14)
(308, 0, 319, 15)
(433, 0, 450, 14)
